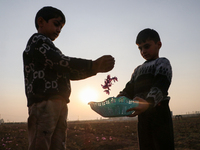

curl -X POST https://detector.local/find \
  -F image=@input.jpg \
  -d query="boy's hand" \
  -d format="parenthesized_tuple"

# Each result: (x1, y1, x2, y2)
(92, 55, 115, 73)
(126, 97, 150, 117)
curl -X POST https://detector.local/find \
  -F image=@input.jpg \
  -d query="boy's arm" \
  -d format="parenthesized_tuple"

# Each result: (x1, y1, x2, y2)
(117, 81, 134, 98)
(68, 55, 115, 80)
(33, 35, 114, 79)
(145, 58, 172, 107)
(116, 67, 139, 99)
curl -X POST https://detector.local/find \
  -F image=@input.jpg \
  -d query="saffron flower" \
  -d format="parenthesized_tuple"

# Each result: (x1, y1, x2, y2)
(101, 75, 118, 95)
(96, 137, 99, 141)
(109, 136, 113, 141)
(102, 137, 106, 140)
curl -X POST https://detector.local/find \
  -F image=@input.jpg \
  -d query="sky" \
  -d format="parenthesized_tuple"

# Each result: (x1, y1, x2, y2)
(0, 0, 200, 122)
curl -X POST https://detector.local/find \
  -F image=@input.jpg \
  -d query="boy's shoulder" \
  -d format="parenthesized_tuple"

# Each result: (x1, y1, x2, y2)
(26, 33, 55, 48)
(24, 33, 56, 54)
(157, 57, 170, 61)
(156, 57, 171, 65)
(29, 33, 52, 43)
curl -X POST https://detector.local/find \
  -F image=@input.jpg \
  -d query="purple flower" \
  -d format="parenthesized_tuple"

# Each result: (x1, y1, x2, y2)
(109, 136, 113, 140)
(102, 137, 106, 140)
(101, 75, 118, 95)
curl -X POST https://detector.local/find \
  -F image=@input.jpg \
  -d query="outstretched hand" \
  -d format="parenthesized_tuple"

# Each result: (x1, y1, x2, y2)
(92, 55, 115, 73)
(126, 97, 150, 117)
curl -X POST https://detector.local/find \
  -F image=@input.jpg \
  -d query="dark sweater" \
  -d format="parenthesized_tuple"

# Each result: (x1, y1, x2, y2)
(120, 57, 172, 107)
(23, 33, 96, 106)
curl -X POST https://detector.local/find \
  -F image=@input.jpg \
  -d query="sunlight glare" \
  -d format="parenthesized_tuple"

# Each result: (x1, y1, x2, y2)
(79, 87, 98, 104)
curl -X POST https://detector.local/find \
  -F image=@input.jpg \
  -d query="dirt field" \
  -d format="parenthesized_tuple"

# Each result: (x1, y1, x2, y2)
(0, 115, 199, 150)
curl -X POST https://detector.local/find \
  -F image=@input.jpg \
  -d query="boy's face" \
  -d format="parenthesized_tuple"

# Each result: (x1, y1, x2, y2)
(137, 40, 161, 61)
(37, 16, 65, 41)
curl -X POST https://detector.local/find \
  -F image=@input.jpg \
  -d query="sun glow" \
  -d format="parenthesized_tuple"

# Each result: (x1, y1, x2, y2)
(79, 87, 99, 104)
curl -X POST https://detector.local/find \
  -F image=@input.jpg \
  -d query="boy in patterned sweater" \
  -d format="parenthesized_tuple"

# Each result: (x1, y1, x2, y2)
(117, 28, 174, 150)
(23, 6, 115, 150)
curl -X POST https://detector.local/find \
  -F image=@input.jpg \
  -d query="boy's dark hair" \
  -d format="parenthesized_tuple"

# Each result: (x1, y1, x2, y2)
(136, 28, 161, 44)
(35, 6, 66, 29)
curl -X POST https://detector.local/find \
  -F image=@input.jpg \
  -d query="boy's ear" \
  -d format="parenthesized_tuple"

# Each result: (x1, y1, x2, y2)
(37, 17, 45, 28)
(157, 41, 162, 49)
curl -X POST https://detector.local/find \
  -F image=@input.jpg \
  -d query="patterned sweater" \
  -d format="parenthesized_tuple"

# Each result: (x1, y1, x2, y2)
(23, 33, 96, 107)
(120, 58, 172, 107)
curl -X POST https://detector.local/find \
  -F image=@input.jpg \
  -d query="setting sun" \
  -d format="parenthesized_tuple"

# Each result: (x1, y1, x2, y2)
(79, 87, 99, 104)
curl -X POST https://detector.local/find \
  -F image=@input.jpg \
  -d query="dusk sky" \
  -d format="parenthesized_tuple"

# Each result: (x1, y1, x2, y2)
(0, 0, 200, 122)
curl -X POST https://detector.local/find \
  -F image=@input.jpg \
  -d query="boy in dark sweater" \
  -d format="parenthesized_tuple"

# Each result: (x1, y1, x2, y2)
(23, 6, 115, 150)
(117, 28, 174, 150)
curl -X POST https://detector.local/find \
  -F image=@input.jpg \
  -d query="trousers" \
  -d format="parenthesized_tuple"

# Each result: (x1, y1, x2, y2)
(138, 100, 174, 150)
(28, 97, 68, 150)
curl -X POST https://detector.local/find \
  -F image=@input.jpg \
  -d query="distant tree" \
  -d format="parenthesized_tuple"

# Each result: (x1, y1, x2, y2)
(0, 119, 4, 125)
